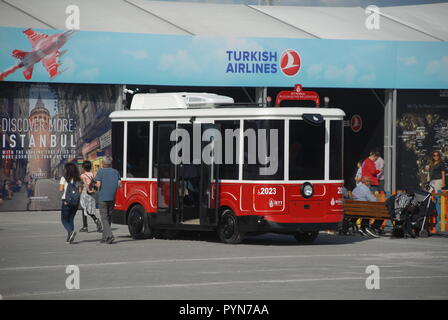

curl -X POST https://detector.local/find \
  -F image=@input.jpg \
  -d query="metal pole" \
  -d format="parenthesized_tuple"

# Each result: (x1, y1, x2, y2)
(391, 89, 397, 192)
(383, 90, 392, 193)
(118, 85, 126, 111)
(255, 87, 268, 107)
(384, 89, 397, 193)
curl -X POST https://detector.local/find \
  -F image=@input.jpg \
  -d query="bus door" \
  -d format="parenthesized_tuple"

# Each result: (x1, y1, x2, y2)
(200, 123, 220, 226)
(155, 122, 177, 224)
(175, 123, 219, 226)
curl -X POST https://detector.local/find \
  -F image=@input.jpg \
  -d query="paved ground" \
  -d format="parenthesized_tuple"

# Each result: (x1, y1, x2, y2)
(0, 188, 29, 212)
(0, 210, 448, 300)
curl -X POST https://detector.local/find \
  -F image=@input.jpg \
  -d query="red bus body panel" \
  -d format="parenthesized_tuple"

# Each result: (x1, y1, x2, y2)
(114, 180, 343, 225)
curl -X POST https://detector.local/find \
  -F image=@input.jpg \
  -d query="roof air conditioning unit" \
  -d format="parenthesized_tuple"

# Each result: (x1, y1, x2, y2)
(130, 92, 234, 110)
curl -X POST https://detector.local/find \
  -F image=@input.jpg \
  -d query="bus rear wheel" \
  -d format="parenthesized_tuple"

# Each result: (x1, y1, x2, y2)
(218, 209, 244, 244)
(128, 205, 153, 239)
(294, 231, 319, 244)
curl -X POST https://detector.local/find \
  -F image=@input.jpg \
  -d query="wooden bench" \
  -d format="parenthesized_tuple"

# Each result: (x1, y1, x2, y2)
(343, 200, 390, 220)
(341, 200, 390, 235)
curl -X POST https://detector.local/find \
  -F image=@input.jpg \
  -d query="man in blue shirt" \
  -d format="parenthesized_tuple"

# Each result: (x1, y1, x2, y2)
(352, 176, 377, 202)
(352, 176, 378, 237)
(95, 156, 121, 244)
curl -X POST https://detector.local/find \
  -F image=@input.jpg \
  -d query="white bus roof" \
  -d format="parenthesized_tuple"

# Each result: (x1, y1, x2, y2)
(110, 106, 345, 121)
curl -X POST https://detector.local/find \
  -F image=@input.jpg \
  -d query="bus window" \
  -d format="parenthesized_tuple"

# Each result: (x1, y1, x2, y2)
(330, 120, 343, 180)
(243, 120, 284, 180)
(216, 120, 240, 180)
(111, 121, 124, 177)
(126, 122, 150, 178)
(289, 120, 325, 180)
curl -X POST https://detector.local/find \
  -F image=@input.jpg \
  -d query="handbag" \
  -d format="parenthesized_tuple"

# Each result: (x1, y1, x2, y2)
(86, 174, 98, 195)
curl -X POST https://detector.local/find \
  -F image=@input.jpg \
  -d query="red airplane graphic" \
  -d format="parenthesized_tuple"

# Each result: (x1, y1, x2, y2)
(0, 28, 76, 81)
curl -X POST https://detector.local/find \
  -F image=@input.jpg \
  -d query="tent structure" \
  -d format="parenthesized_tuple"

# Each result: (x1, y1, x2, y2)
(0, 0, 446, 41)
(1, 0, 447, 193)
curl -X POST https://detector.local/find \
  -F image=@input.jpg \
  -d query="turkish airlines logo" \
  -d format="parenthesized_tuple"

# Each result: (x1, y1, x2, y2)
(280, 49, 301, 77)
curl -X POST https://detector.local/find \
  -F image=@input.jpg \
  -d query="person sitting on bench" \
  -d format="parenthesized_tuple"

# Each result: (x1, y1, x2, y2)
(351, 176, 379, 237)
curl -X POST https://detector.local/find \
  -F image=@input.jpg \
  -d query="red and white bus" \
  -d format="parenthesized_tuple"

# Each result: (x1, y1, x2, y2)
(110, 85, 345, 244)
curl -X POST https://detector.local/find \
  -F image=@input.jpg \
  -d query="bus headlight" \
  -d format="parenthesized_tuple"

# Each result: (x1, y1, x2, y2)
(301, 182, 314, 199)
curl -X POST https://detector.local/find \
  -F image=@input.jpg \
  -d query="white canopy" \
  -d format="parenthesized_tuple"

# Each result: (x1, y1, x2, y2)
(1, 0, 446, 41)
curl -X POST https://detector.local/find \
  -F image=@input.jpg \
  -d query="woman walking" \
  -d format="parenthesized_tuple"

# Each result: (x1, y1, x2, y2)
(59, 163, 82, 244)
(79, 160, 102, 233)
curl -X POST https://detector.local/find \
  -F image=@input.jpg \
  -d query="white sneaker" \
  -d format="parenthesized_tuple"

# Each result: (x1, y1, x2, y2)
(68, 231, 77, 244)
(358, 228, 367, 236)
(365, 228, 379, 238)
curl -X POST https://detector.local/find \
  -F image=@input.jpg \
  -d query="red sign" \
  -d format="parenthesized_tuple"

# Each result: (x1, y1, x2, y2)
(351, 114, 362, 133)
(280, 49, 301, 77)
(275, 84, 320, 107)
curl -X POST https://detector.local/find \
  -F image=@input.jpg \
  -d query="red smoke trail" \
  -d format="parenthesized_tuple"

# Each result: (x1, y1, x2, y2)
(0, 64, 21, 81)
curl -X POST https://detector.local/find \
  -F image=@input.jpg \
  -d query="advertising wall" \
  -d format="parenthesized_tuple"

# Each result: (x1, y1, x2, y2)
(396, 89, 448, 190)
(0, 82, 120, 211)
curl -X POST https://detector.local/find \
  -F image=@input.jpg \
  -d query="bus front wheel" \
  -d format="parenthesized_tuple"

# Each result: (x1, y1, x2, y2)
(218, 209, 244, 244)
(128, 205, 153, 239)
(294, 231, 319, 244)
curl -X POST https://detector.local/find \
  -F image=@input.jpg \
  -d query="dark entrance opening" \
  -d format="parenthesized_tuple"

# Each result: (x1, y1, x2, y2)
(268, 87, 385, 190)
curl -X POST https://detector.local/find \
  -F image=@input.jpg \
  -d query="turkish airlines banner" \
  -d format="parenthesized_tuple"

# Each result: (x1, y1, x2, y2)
(0, 27, 447, 89)
(0, 82, 118, 211)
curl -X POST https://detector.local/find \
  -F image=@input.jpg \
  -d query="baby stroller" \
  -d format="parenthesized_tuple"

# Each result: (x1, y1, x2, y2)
(385, 185, 437, 238)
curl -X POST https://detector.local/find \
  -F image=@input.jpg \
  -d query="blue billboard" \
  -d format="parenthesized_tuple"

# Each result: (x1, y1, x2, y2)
(0, 26, 447, 89)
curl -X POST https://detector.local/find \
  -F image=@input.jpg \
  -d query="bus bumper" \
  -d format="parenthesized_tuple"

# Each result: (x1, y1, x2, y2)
(238, 216, 342, 234)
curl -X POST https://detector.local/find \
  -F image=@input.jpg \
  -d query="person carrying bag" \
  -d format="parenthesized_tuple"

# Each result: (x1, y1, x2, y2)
(59, 163, 82, 244)
(79, 160, 102, 233)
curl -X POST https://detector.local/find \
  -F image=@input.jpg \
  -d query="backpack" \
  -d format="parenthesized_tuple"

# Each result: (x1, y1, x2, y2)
(65, 180, 81, 207)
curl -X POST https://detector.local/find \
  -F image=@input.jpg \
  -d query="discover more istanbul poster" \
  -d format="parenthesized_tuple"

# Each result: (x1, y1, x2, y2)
(0, 82, 119, 211)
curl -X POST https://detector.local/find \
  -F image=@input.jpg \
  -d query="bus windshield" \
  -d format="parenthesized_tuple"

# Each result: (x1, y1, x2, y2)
(243, 119, 284, 180)
(289, 120, 325, 180)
